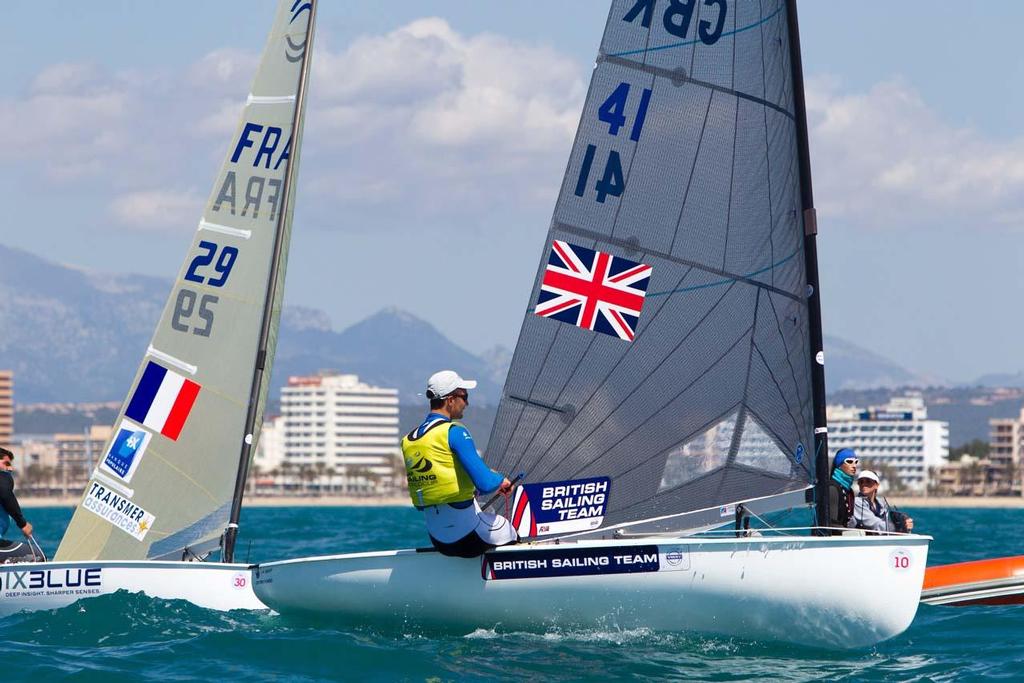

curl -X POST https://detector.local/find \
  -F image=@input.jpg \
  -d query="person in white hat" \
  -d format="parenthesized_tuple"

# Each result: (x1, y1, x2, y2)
(851, 470, 914, 533)
(400, 370, 517, 557)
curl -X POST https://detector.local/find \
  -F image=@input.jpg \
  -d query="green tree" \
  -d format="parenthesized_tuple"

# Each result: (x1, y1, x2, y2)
(949, 439, 989, 461)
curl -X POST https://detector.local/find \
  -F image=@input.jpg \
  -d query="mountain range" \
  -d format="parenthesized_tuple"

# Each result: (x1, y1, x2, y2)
(0, 243, 1010, 406)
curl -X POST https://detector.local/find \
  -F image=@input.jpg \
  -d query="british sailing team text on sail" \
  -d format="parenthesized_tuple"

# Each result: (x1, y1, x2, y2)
(538, 480, 608, 519)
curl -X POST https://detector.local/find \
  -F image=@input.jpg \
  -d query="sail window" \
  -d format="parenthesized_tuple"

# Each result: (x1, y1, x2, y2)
(733, 413, 793, 476)
(658, 412, 738, 491)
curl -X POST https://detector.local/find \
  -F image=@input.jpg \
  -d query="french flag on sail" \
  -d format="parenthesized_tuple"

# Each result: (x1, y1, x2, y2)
(125, 361, 201, 441)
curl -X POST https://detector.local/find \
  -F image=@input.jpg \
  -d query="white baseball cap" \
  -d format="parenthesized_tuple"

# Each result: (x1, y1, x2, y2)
(856, 470, 880, 484)
(426, 370, 477, 400)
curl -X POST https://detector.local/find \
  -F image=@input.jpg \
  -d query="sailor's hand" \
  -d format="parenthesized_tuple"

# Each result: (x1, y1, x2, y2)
(905, 517, 914, 532)
(499, 478, 514, 494)
(21, 522, 33, 538)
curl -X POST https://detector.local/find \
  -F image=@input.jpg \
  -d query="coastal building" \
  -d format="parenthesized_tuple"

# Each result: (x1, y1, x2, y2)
(253, 415, 285, 494)
(932, 455, 1004, 497)
(989, 408, 1024, 496)
(7, 435, 59, 496)
(0, 370, 12, 448)
(278, 374, 401, 494)
(54, 425, 112, 495)
(827, 393, 949, 493)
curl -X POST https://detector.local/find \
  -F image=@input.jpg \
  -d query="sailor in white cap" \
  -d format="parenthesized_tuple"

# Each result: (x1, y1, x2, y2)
(400, 370, 517, 557)
(851, 470, 914, 533)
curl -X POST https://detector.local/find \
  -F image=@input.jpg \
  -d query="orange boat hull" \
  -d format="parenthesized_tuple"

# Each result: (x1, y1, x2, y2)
(922, 555, 1024, 606)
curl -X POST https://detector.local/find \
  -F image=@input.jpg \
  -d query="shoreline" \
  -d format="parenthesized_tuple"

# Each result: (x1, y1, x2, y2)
(888, 496, 1024, 508)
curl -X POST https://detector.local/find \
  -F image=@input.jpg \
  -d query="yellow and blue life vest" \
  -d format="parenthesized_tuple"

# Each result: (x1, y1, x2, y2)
(401, 418, 476, 506)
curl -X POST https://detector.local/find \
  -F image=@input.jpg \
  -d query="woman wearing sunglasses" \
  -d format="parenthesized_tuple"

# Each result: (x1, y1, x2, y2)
(852, 470, 914, 534)
(827, 448, 859, 532)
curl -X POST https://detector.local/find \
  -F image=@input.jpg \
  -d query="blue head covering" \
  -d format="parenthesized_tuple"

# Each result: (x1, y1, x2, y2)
(833, 448, 857, 470)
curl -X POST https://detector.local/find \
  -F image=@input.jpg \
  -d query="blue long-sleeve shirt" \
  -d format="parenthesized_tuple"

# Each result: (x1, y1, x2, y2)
(415, 413, 504, 494)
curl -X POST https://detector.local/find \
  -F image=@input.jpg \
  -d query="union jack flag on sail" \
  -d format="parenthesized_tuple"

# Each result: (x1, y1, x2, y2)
(535, 240, 652, 341)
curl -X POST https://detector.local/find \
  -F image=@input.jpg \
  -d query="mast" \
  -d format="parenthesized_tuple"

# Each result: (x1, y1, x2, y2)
(223, 0, 317, 563)
(785, 0, 831, 529)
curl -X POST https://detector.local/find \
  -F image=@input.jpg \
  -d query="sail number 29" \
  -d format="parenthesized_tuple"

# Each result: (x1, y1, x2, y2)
(184, 241, 238, 288)
(172, 240, 238, 337)
(575, 82, 651, 204)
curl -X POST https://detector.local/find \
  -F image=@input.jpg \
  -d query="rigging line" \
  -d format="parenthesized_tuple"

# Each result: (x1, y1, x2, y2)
(554, 220, 802, 302)
(531, 278, 739, 482)
(608, 4, 785, 58)
(612, 463, 797, 519)
(506, 264, 695, 474)
(560, 307, 752, 481)
(765, 290, 809, 427)
(601, 55, 794, 122)
(758, 0, 777, 286)
(645, 247, 800, 298)
(565, 486, 809, 541)
(720, 8, 741, 274)
(753, 335, 805, 443)
(667, 88, 714, 256)
(713, 288, 760, 502)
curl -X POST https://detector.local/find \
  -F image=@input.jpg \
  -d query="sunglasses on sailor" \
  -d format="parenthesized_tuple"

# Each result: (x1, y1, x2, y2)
(450, 391, 469, 403)
(843, 458, 859, 466)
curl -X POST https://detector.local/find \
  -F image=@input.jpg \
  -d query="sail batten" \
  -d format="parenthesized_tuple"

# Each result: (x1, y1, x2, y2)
(487, 0, 814, 534)
(601, 55, 795, 120)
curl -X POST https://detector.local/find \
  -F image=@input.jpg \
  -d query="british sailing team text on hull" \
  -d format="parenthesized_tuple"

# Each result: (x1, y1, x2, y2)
(1, 0, 317, 615)
(254, 0, 930, 649)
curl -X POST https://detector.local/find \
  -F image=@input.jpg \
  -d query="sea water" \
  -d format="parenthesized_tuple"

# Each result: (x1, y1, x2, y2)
(4, 506, 1024, 681)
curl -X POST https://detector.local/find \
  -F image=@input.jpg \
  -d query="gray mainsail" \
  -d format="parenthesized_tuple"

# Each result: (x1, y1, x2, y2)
(487, 0, 817, 534)
(55, 0, 316, 561)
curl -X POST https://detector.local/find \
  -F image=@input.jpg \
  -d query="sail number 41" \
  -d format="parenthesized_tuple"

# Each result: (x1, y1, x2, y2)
(575, 82, 651, 204)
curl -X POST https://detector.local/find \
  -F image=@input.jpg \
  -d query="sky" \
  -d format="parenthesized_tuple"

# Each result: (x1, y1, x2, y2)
(1, 1, 1022, 384)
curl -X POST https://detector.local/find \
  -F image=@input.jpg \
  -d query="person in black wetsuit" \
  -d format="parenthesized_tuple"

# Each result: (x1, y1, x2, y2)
(827, 447, 858, 532)
(0, 447, 37, 563)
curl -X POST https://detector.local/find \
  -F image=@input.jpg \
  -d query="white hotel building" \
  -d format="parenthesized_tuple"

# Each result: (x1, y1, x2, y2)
(827, 394, 949, 493)
(258, 373, 400, 493)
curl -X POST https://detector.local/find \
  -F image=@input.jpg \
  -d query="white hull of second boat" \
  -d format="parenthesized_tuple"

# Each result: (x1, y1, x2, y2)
(0, 560, 266, 617)
(254, 534, 930, 649)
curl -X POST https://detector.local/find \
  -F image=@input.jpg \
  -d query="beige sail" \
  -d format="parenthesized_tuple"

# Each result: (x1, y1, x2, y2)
(56, 0, 316, 561)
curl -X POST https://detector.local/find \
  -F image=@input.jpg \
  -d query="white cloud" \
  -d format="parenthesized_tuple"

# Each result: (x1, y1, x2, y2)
(304, 18, 586, 218)
(110, 189, 203, 232)
(808, 76, 1024, 230)
(2, 18, 585, 227)
(31, 63, 103, 94)
(187, 48, 259, 90)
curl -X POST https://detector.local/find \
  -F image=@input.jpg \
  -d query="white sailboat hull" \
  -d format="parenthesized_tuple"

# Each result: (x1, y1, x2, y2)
(254, 534, 930, 649)
(0, 560, 266, 616)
